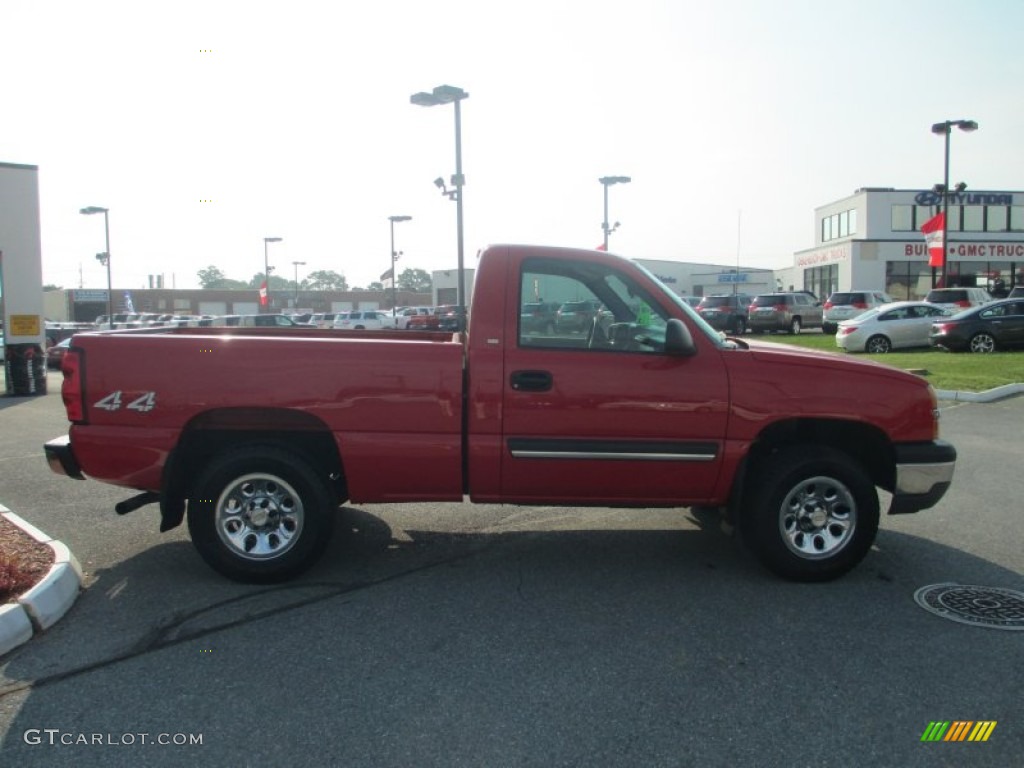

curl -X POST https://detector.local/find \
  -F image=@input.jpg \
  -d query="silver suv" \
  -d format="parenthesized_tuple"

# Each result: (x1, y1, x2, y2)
(822, 290, 892, 334)
(748, 292, 823, 334)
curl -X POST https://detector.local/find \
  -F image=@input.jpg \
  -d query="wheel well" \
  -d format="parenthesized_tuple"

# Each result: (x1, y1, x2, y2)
(167, 409, 348, 504)
(741, 418, 895, 492)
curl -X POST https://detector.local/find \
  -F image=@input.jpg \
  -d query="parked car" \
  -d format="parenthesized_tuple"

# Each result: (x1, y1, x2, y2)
(835, 301, 950, 354)
(1008, 286, 1024, 299)
(747, 292, 823, 334)
(924, 287, 992, 312)
(333, 310, 396, 330)
(822, 290, 892, 334)
(395, 306, 434, 330)
(696, 294, 752, 335)
(520, 301, 561, 334)
(47, 337, 72, 369)
(555, 300, 604, 334)
(309, 313, 339, 329)
(929, 298, 1024, 353)
(437, 306, 466, 332)
(680, 296, 703, 308)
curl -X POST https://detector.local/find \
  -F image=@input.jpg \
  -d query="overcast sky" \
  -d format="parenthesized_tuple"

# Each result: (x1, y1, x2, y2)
(3, 0, 1022, 292)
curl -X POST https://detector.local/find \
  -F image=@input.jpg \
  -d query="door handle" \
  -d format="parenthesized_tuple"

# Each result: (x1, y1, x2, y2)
(510, 370, 553, 392)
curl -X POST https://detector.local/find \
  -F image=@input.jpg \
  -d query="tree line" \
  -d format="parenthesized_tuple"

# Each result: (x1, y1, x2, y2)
(196, 266, 432, 293)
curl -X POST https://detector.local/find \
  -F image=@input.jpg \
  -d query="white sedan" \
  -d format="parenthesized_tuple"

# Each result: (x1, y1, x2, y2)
(835, 301, 950, 353)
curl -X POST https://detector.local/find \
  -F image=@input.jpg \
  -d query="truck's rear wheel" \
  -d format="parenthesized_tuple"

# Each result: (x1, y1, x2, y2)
(741, 445, 879, 581)
(187, 446, 336, 583)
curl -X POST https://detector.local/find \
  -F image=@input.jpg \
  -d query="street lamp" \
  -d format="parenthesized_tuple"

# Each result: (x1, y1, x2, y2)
(388, 215, 412, 322)
(599, 176, 631, 251)
(411, 84, 469, 330)
(292, 261, 306, 306)
(263, 236, 282, 312)
(931, 119, 978, 287)
(80, 206, 112, 328)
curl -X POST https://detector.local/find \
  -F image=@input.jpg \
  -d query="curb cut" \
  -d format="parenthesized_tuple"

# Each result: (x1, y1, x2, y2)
(0, 505, 83, 657)
(934, 383, 1024, 403)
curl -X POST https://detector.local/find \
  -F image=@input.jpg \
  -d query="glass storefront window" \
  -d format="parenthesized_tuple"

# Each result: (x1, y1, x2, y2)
(1010, 206, 1024, 232)
(838, 211, 849, 237)
(987, 206, 1008, 232)
(947, 206, 962, 231)
(963, 206, 984, 232)
(891, 205, 913, 231)
(849, 209, 857, 235)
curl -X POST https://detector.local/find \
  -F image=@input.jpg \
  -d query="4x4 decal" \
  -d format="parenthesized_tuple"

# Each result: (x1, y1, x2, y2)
(93, 391, 157, 413)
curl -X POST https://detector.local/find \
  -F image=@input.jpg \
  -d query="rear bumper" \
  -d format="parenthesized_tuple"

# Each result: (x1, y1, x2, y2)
(889, 440, 956, 514)
(44, 435, 85, 480)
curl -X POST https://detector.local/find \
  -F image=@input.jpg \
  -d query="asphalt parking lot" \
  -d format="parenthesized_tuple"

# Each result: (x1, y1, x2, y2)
(0, 370, 1022, 766)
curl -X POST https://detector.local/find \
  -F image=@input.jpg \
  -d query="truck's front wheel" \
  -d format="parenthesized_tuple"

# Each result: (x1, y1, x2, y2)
(187, 446, 336, 583)
(741, 445, 879, 581)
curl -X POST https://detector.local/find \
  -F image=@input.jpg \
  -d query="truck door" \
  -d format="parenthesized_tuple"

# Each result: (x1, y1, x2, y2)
(499, 257, 730, 506)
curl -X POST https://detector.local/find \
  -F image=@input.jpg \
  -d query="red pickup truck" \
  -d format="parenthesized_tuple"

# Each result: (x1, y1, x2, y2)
(45, 244, 956, 583)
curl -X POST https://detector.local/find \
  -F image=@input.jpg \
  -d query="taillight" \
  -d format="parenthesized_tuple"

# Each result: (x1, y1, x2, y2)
(932, 323, 951, 334)
(823, 301, 834, 309)
(61, 349, 85, 422)
(839, 326, 856, 336)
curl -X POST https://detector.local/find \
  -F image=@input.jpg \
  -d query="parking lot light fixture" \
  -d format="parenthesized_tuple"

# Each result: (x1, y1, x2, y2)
(599, 176, 631, 251)
(292, 261, 306, 306)
(930, 119, 978, 288)
(80, 206, 112, 328)
(264, 237, 282, 312)
(388, 215, 412, 322)
(411, 84, 469, 330)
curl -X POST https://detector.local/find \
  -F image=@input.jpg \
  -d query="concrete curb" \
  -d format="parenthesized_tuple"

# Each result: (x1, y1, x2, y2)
(0, 505, 83, 657)
(934, 383, 1024, 403)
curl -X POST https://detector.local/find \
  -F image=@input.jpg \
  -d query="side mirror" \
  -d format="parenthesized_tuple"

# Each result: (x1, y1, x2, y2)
(665, 318, 698, 357)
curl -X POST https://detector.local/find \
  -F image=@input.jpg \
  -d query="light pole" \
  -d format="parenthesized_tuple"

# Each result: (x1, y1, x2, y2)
(388, 215, 412, 322)
(931, 119, 977, 288)
(292, 261, 306, 307)
(263, 236, 282, 312)
(411, 84, 469, 330)
(80, 206, 112, 328)
(599, 176, 631, 250)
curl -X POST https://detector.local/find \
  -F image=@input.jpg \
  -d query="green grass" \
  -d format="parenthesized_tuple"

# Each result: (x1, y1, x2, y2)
(750, 332, 1024, 393)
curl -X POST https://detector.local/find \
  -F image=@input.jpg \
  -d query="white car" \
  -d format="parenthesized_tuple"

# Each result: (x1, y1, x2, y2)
(333, 310, 396, 330)
(835, 301, 950, 353)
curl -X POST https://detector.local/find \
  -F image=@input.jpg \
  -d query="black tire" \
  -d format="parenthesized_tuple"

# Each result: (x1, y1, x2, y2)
(968, 332, 996, 353)
(740, 445, 879, 582)
(865, 334, 892, 354)
(789, 317, 802, 335)
(187, 445, 336, 583)
(822, 323, 837, 335)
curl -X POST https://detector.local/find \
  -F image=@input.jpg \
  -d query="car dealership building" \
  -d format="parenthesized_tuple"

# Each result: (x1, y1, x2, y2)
(776, 187, 1024, 301)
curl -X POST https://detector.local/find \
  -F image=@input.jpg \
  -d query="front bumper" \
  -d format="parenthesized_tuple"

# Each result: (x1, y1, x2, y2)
(44, 435, 85, 480)
(889, 440, 956, 514)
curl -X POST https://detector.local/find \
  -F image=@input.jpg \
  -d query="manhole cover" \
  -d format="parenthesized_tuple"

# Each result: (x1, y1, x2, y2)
(914, 583, 1024, 630)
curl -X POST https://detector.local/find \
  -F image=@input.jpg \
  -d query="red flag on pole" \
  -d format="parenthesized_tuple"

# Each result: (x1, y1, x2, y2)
(259, 281, 268, 306)
(921, 212, 945, 268)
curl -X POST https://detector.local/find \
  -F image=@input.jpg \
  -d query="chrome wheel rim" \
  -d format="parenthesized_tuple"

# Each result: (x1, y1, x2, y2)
(779, 475, 856, 559)
(867, 336, 890, 353)
(970, 334, 994, 353)
(215, 473, 304, 561)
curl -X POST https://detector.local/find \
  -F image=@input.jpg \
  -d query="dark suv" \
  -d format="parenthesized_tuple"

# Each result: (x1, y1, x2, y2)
(696, 294, 752, 335)
(748, 292, 823, 334)
(556, 300, 603, 334)
(520, 301, 561, 334)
